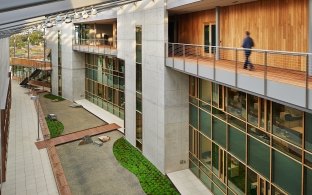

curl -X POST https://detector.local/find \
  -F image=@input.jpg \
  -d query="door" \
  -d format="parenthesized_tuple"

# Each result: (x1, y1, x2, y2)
(204, 24, 216, 54)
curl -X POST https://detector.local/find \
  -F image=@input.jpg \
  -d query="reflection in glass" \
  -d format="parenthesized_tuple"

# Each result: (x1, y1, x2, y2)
(212, 117, 226, 148)
(248, 136, 270, 179)
(228, 126, 246, 162)
(305, 112, 312, 152)
(227, 88, 246, 120)
(248, 125, 270, 144)
(199, 134, 212, 168)
(199, 79, 211, 104)
(272, 136, 302, 162)
(272, 102, 303, 146)
(199, 109, 211, 137)
(227, 155, 245, 195)
(272, 150, 301, 195)
(304, 167, 312, 195)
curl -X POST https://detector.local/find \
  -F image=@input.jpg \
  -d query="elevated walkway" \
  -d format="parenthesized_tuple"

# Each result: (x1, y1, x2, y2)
(166, 43, 312, 111)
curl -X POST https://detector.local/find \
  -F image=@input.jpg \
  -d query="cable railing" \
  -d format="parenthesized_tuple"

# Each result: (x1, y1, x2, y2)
(166, 42, 312, 108)
(72, 38, 117, 55)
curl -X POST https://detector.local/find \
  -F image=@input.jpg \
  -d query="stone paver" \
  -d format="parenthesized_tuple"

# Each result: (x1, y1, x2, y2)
(56, 131, 145, 195)
(2, 81, 58, 195)
(39, 93, 106, 135)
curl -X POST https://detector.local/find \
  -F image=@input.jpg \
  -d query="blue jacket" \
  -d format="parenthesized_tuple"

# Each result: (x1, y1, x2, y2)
(242, 37, 254, 49)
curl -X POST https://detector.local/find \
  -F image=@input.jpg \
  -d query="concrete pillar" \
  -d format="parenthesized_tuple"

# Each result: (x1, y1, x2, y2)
(215, 6, 220, 60)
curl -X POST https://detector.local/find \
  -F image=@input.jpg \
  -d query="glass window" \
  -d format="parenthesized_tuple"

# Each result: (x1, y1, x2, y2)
(199, 170, 212, 190)
(228, 115, 246, 132)
(227, 155, 245, 195)
(212, 83, 223, 108)
(189, 76, 198, 97)
(212, 117, 226, 148)
(228, 126, 246, 162)
(247, 94, 259, 126)
(190, 104, 198, 129)
(212, 143, 219, 175)
(305, 112, 312, 152)
(272, 102, 303, 146)
(272, 150, 302, 195)
(272, 136, 302, 162)
(248, 136, 270, 179)
(199, 134, 212, 168)
(247, 168, 257, 195)
(190, 160, 199, 177)
(305, 152, 312, 168)
(136, 63, 142, 92)
(199, 109, 211, 138)
(248, 125, 270, 144)
(199, 79, 211, 104)
(304, 167, 312, 195)
(227, 88, 246, 120)
(272, 185, 287, 195)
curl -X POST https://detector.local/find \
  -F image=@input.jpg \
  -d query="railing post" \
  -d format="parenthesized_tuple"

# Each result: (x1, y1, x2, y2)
(306, 54, 309, 109)
(264, 51, 268, 96)
(172, 43, 175, 68)
(213, 47, 216, 81)
(235, 48, 238, 87)
(183, 44, 186, 71)
(164, 42, 167, 66)
(196, 46, 199, 76)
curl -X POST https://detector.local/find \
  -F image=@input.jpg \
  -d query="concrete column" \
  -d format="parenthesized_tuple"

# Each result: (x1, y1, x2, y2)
(215, 6, 220, 60)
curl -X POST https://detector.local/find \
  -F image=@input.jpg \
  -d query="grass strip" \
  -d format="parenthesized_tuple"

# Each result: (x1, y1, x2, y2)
(113, 138, 180, 195)
(45, 117, 64, 138)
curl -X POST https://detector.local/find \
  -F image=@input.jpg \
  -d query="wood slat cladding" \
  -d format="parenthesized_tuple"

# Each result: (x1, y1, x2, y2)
(177, 9, 215, 44)
(220, 0, 308, 52)
(175, 0, 308, 71)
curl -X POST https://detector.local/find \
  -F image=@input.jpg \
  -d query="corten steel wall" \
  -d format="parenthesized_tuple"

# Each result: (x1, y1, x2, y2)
(0, 80, 11, 183)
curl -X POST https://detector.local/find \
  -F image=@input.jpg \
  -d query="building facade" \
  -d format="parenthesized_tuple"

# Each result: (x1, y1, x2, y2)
(45, 0, 312, 194)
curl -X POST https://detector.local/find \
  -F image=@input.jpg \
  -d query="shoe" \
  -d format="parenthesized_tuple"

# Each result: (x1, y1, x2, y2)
(243, 67, 247, 69)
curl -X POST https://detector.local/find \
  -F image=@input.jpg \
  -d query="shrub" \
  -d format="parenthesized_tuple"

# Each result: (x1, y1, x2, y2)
(43, 94, 65, 101)
(45, 117, 64, 138)
(113, 138, 180, 195)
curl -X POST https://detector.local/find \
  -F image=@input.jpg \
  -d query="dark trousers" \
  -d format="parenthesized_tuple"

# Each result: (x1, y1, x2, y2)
(244, 50, 252, 68)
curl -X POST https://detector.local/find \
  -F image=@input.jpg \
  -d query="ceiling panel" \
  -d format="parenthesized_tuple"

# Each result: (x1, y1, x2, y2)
(0, 0, 63, 13)
(168, 0, 257, 14)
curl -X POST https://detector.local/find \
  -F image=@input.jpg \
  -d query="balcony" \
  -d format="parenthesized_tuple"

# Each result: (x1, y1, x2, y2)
(166, 43, 312, 110)
(72, 38, 117, 56)
(10, 57, 52, 71)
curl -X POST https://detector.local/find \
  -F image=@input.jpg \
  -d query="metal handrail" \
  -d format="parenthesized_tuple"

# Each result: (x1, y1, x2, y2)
(166, 42, 311, 110)
(168, 42, 312, 55)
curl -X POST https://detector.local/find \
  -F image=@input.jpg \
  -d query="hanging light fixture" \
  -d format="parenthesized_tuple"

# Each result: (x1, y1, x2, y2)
(74, 11, 80, 20)
(45, 17, 53, 28)
(55, 14, 63, 24)
(91, 7, 97, 16)
(64, 14, 72, 23)
(82, 9, 89, 19)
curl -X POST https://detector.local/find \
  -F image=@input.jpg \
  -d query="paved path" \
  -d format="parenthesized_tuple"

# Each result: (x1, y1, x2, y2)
(39, 93, 106, 135)
(56, 131, 145, 195)
(2, 81, 58, 195)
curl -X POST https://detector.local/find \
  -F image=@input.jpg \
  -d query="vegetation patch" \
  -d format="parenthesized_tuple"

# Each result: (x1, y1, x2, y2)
(44, 94, 65, 101)
(113, 138, 180, 195)
(46, 117, 64, 138)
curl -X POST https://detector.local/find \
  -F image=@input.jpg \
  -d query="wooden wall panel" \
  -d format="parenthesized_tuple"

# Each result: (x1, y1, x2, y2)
(220, 0, 308, 52)
(177, 9, 215, 44)
(175, 0, 308, 71)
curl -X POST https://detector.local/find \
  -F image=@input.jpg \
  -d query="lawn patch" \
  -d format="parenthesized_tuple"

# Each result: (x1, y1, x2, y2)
(113, 138, 180, 195)
(44, 93, 65, 101)
(46, 117, 64, 138)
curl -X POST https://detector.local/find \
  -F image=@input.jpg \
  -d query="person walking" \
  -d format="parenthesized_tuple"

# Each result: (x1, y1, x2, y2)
(242, 31, 254, 70)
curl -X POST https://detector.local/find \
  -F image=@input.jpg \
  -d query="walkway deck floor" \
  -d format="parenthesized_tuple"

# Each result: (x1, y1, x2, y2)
(2, 81, 58, 195)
